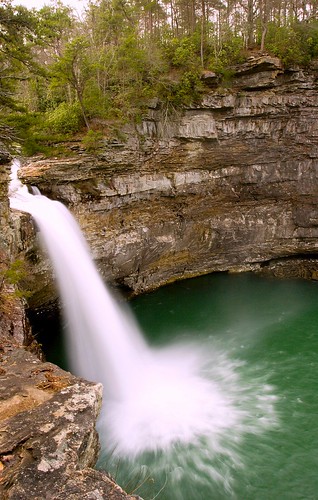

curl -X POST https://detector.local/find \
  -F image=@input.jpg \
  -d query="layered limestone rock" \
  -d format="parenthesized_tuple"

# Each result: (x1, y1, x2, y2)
(17, 56, 318, 307)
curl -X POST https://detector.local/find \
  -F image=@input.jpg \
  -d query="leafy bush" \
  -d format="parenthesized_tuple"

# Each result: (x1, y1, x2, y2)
(174, 71, 202, 105)
(3, 112, 46, 155)
(155, 69, 202, 113)
(21, 136, 49, 156)
(3, 111, 80, 156)
(264, 22, 318, 66)
(45, 101, 83, 133)
(264, 24, 303, 65)
(82, 129, 104, 152)
(208, 33, 246, 74)
(163, 35, 201, 70)
(83, 81, 112, 120)
(294, 21, 318, 61)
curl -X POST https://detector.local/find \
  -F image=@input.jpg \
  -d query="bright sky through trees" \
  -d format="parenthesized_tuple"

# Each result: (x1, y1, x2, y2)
(12, 0, 88, 15)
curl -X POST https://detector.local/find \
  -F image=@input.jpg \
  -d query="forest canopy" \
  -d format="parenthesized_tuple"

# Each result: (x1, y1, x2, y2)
(1, 0, 318, 154)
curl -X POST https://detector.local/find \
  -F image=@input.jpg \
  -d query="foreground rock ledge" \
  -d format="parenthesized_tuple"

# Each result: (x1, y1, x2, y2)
(0, 344, 138, 499)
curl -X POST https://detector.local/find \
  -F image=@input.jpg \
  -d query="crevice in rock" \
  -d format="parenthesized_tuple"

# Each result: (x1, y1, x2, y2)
(257, 254, 318, 280)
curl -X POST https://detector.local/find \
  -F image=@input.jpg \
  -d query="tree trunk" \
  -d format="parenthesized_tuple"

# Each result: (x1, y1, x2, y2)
(200, 0, 206, 66)
(260, 25, 267, 51)
(247, 0, 254, 48)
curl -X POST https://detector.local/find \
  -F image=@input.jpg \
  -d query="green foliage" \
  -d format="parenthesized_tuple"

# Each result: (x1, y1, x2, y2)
(0, 259, 32, 300)
(3, 112, 46, 155)
(264, 24, 305, 65)
(83, 81, 112, 119)
(163, 31, 245, 84)
(82, 129, 104, 152)
(0, 3, 50, 152)
(26, 77, 54, 113)
(294, 21, 318, 61)
(35, 3, 74, 46)
(163, 36, 201, 70)
(154, 69, 202, 115)
(50, 36, 91, 87)
(173, 71, 202, 105)
(264, 22, 318, 66)
(2, 260, 27, 286)
(0, 3, 38, 111)
(155, 35, 204, 108)
(3, 0, 318, 156)
(3, 111, 72, 156)
(209, 34, 246, 74)
(45, 102, 83, 134)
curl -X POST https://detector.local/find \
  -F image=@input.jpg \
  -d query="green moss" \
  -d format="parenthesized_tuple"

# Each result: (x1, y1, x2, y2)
(0, 259, 32, 301)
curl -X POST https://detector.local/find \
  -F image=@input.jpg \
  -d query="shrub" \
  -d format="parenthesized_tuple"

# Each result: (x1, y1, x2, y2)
(163, 35, 201, 70)
(174, 71, 202, 105)
(263, 22, 318, 66)
(207, 34, 246, 74)
(295, 21, 318, 61)
(82, 79, 113, 120)
(82, 129, 104, 152)
(45, 101, 82, 134)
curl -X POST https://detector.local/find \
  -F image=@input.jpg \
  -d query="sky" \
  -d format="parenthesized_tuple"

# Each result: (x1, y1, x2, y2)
(12, 0, 89, 15)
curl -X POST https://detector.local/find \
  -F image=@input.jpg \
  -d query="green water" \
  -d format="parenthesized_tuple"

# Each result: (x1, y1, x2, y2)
(98, 272, 318, 499)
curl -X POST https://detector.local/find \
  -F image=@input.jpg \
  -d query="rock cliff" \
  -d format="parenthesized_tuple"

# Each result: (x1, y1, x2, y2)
(17, 55, 318, 310)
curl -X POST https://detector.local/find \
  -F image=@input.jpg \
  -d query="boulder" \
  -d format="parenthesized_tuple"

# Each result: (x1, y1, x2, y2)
(0, 346, 138, 499)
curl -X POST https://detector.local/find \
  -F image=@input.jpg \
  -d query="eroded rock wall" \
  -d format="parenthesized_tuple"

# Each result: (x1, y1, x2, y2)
(0, 152, 31, 344)
(4, 56, 318, 497)
(18, 56, 318, 305)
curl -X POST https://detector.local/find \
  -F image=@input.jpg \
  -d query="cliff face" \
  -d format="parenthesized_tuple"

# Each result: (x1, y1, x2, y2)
(0, 347, 138, 500)
(0, 152, 30, 344)
(17, 55, 318, 306)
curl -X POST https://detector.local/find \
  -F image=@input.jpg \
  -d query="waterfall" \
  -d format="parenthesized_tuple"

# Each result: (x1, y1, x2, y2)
(9, 159, 278, 494)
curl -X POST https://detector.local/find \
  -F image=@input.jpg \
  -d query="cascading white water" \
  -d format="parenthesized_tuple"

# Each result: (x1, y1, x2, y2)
(9, 159, 146, 400)
(9, 159, 278, 495)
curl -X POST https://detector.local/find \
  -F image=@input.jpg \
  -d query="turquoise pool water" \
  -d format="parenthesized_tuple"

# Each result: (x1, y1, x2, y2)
(97, 272, 318, 499)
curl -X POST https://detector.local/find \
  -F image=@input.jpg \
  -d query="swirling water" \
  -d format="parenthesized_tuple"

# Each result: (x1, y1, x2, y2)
(100, 272, 318, 499)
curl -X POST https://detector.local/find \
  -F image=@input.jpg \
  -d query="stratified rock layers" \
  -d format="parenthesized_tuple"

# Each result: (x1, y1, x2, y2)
(19, 58, 318, 303)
